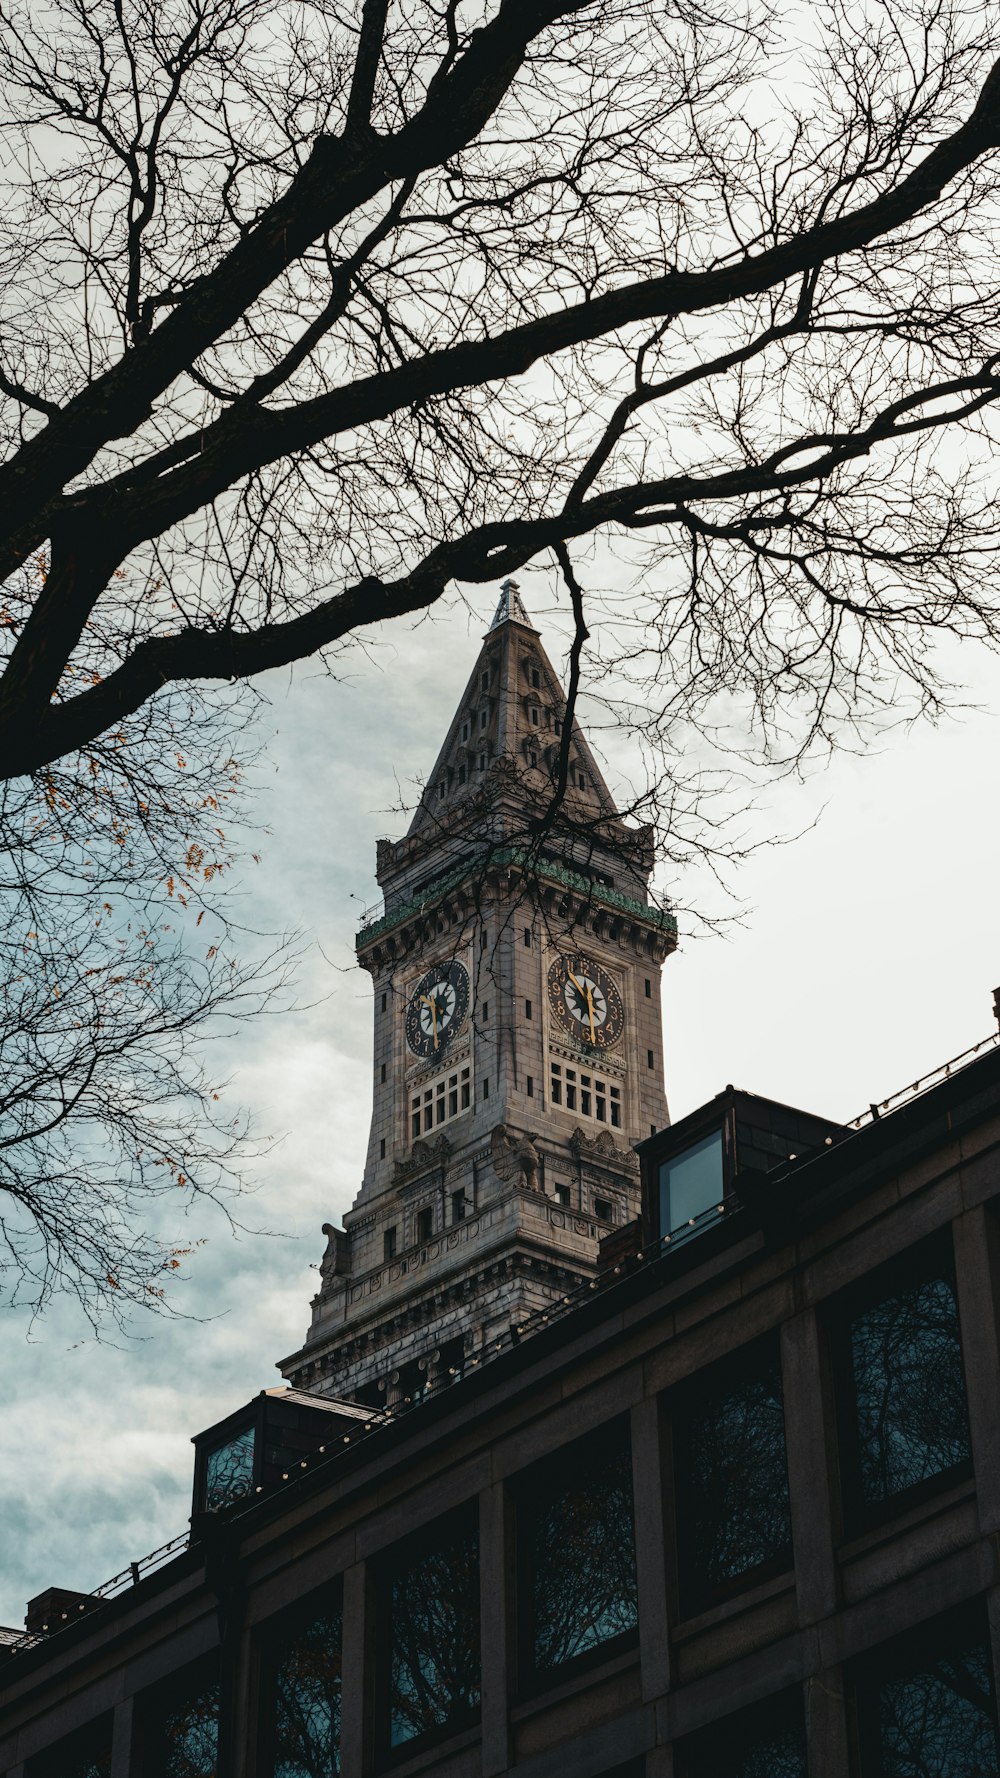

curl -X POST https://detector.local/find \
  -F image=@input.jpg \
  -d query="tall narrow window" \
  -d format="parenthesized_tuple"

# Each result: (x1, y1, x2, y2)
(644, 978, 651, 998)
(380, 1062, 386, 1082)
(857, 1608, 998, 1778)
(659, 1127, 724, 1237)
(672, 1336, 792, 1614)
(380, 1506, 481, 1754)
(263, 1593, 343, 1778)
(524, 927, 532, 946)
(204, 1424, 255, 1512)
(525, 998, 532, 1019)
(28, 1715, 114, 1778)
(834, 1238, 971, 1528)
(379, 1138, 386, 1159)
(682, 1689, 807, 1778)
(417, 1206, 433, 1243)
(451, 1189, 466, 1223)
(517, 1418, 638, 1685)
(145, 1665, 220, 1778)
(526, 1075, 534, 1098)
(383, 1227, 397, 1261)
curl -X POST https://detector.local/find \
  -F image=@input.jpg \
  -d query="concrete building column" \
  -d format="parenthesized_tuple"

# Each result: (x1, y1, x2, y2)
(631, 1396, 671, 1701)
(226, 1622, 257, 1778)
(340, 1561, 370, 1778)
(953, 1205, 1000, 1533)
(110, 1697, 134, 1778)
(480, 1480, 511, 1777)
(781, 1310, 839, 1623)
(804, 1664, 851, 1778)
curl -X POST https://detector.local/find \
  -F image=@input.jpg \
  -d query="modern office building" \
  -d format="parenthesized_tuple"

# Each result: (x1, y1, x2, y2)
(2, 596, 999, 1778)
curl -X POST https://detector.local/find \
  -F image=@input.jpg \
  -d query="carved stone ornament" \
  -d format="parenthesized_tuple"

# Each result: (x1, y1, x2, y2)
(393, 1134, 452, 1185)
(319, 1222, 350, 1282)
(569, 1126, 640, 1172)
(490, 1124, 541, 1193)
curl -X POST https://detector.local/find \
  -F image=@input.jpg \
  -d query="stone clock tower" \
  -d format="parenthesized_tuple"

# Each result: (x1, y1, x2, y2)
(280, 585, 676, 1405)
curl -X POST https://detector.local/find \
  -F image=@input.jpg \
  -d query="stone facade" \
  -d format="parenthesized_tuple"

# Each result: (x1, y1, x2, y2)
(280, 586, 675, 1404)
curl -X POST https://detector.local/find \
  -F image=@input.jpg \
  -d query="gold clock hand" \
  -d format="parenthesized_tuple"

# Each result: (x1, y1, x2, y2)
(419, 992, 440, 1050)
(567, 966, 596, 1043)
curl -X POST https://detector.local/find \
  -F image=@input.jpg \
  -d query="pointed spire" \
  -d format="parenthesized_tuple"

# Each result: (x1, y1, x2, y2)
(488, 578, 536, 633)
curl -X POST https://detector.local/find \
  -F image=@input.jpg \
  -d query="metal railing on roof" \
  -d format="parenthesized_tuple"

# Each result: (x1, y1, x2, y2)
(12, 1025, 999, 1665)
(3, 1201, 729, 1664)
(844, 1029, 1000, 1130)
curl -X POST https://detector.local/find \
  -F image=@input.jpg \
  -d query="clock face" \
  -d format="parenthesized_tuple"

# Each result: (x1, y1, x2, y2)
(547, 953, 625, 1051)
(405, 959, 470, 1059)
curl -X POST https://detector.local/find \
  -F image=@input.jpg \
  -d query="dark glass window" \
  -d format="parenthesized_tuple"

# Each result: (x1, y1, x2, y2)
(380, 1506, 481, 1755)
(658, 1127, 724, 1237)
(417, 1206, 433, 1243)
(204, 1426, 255, 1511)
(683, 1689, 807, 1778)
(383, 1227, 397, 1261)
(836, 1240, 971, 1525)
(146, 1668, 220, 1778)
(518, 1418, 638, 1685)
(857, 1608, 998, 1777)
(264, 1596, 342, 1777)
(29, 1716, 113, 1778)
(673, 1336, 792, 1613)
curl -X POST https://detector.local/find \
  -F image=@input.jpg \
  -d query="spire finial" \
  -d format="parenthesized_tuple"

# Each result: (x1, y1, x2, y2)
(488, 578, 534, 631)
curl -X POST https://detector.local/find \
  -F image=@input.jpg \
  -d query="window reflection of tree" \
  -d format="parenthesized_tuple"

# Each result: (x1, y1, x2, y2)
(685, 1690, 807, 1778)
(848, 1270, 971, 1507)
(866, 1622, 997, 1777)
(204, 1427, 255, 1510)
(388, 1522, 480, 1747)
(675, 1342, 791, 1605)
(30, 1719, 113, 1778)
(158, 1681, 220, 1778)
(270, 1608, 342, 1778)
(528, 1427, 638, 1674)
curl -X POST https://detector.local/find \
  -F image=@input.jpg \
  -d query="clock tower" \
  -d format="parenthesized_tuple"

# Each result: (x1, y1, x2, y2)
(280, 585, 676, 1405)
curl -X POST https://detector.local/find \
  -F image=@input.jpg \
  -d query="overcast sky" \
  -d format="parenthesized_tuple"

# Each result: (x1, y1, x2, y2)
(1, 577, 998, 1630)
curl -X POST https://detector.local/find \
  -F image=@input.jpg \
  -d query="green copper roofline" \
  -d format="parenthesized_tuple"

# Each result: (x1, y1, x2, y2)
(356, 846, 677, 948)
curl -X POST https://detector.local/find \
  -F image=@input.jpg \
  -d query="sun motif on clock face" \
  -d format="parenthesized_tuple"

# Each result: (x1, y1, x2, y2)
(405, 959, 471, 1059)
(547, 954, 625, 1051)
